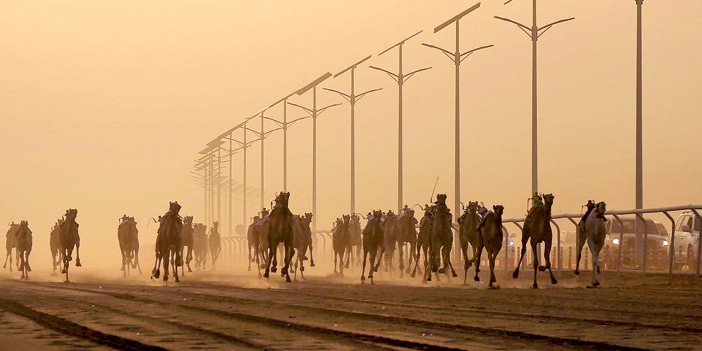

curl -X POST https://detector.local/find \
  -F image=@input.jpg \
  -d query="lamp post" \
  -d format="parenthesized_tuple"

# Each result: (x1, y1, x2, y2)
(288, 73, 341, 230)
(370, 31, 432, 212)
(268, 92, 309, 192)
(423, 2, 493, 220)
(325, 56, 382, 215)
(495, 0, 574, 196)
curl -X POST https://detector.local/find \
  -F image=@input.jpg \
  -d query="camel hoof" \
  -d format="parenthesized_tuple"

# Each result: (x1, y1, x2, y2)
(61, 268, 67, 274)
(452, 272, 458, 278)
(301, 266, 305, 272)
(489, 284, 500, 290)
(248, 267, 251, 272)
(263, 272, 269, 278)
(593, 281, 600, 287)
(532, 283, 539, 289)
(121, 266, 125, 271)
(438, 268, 446, 274)
(286, 276, 291, 283)
(538, 266, 546, 272)
(310, 262, 316, 267)
(474, 276, 480, 282)
(551, 278, 558, 285)
(272, 267, 277, 273)
(175, 277, 180, 283)
(427, 276, 432, 282)
(410, 272, 416, 278)
(574, 270, 580, 275)
(512, 271, 519, 279)
(76, 259, 82, 267)
(163, 275, 168, 282)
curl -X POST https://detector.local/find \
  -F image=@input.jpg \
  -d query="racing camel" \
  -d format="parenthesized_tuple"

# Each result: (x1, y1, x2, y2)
(396, 209, 418, 277)
(209, 221, 221, 270)
(15, 221, 33, 280)
(301, 212, 315, 267)
(382, 212, 399, 274)
(428, 194, 457, 281)
(193, 223, 208, 270)
(410, 205, 433, 278)
(291, 214, 313, 280)
(152, 202, 183, 282)
(181, 216, 194, 273)
(361, 210, 384, 284)
(332, 215, 351, 276)
(59, 209, 82, 283)
(117, 215, 141, 277)
(263, 192, 294, 282)
(4, 222, 19, 272)
(347, 214, 362, 267)
(458, 201, 480, 284)
(473, 205, 504, 288)
(576, 201, 607, 287)
(50, 220, 63, 274)
(513, 193, 557, 288)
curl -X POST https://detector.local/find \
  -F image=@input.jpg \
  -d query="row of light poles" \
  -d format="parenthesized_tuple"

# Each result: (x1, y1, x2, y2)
(195, 0, 647, 254)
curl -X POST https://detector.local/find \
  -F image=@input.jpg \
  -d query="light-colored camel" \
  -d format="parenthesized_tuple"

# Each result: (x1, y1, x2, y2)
(4, 223, 19, 272)
(474, 205, 504, 288)
(16, 221, 32, 280)
(209, 221, 221, 270)
(458, 201, 480, 284)
(50, 220, 63, 274)
(396, 209, 418, 277)
(118, 216, 141, 277)
(513, 194, 557, 289)
(580, 202, 607, 287)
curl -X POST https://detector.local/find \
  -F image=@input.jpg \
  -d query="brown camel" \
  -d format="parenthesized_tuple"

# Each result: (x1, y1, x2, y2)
(263, 192, 294, 282)
(193, 223, 208, 270)
(291, 214, 313, 280)
(458, 201, 480, 284)
(302, 212, 314, 267)
(513, 193, 557, 288)
(381, 211, 399, 274)
(209, 221, 221, 270)
(180, 216, 194, 273)
(332, 216, 351, 276)
(410, 206, 432, 278)
(396, 209, 418, 277)
(152, 202, 183, 282)
(15, 221, 33, 280)
(474, 205, 504, 288)
(4, 223, 19, 272)
(361, 210, 385, 284)
(117, 216, 141, 277)
(59, 209, 82, 283)
(346, 214, 362, 267)
(428, 194, 457, 281)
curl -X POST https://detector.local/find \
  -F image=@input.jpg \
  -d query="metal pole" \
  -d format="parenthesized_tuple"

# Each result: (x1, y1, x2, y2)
(243, 126, 248, 228)
(313, 86, 317, 231)
(283, 99, 288, 192)
(531, 0, 538, 196)
(398, 44, 403, 213)
(454, 20, 461, 221)
(204, 162, 208, 225)
(229, 136, 233, 235)
(218, 147, 222, 224)
(261, 113, 265, 210)
(635, 0, 645, 265)
(350, 68, 356, 215)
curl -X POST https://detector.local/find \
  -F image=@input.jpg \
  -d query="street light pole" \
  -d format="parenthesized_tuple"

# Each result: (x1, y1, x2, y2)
(325, 56, 382, 215)
(423, 2, 493, 220)
(268, 93, 308, 193)
(289, 73, 341, 231)
(495, 0, 574, 196)
(370, 31, 431, 212)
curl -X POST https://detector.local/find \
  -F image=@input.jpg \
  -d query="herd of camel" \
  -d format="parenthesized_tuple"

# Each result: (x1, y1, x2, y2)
(3, 193, 609, 288)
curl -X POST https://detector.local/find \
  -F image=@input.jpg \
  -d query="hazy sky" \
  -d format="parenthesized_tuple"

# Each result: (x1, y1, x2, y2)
(1, 1, 700, 266)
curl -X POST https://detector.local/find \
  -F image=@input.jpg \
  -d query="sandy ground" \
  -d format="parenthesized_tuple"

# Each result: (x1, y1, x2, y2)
(0, 261, 700, 351)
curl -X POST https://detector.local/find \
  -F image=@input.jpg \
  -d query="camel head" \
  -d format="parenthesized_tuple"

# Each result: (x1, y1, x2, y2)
(342, 215, 350, 226)
(372, 210, 383, 220)
(169, 201, 182, 215)
(436, 194, 447, 205)
(492, 205, 504, 216)
(543, 194, 554, 206)
(405, 208, 415, 218)
(65, 209, 78, 221)
(213, 221, 219, 229)
(184, 216, 193, 225)
(595, 202, 607, 217)
(468, 201, 479, 214)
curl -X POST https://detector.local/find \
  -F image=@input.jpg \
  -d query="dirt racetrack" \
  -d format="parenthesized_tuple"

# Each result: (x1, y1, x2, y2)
(0, 267, 700, 351)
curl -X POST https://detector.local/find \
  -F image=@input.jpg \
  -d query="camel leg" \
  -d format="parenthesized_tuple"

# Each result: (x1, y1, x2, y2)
(398, 243, 405, 278)
(445, 246, 458, 278)
(121, 250, 127, 276)
(283, 244, 292, 282)
(360, 249, 368, 284)
(174, 250, 181, 283)
(488, 253, 498, 289)
(309, 243, 316, 267)
(410, 243, 420, 278)
(543, 238, 558, 285)
(368, 249, 377, 284)
(512, 237, 529, 279)
(473, 242, 483, 283)
(344, 246, 351, 269)
(574, 228, 586, 275)
(263, 242, 274, 278)
(333, 250, 338, 274)
(248, 244, 252, 271)
(461, 244, 470, 284)
(4, 249, 10, 270)
(531, 242, 539, 289)
(588, 238, 600, 287)
(373, 247, 385, 273)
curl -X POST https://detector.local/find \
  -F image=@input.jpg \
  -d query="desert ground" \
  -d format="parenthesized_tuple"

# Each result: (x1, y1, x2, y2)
(0, 261, 700, 351)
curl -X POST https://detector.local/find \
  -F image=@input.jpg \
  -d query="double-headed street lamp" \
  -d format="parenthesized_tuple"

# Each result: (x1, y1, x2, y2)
(495, 0, 574, 196)
(325, 56, 382, 215)
(288, 73, 342, 230)
(370, 31, 432, 212)
(423, 2, 493, 220)
(268, 92, 310, 192)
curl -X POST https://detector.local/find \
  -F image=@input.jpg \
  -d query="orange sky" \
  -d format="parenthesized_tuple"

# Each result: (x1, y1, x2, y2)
(1, 0, 700, 266)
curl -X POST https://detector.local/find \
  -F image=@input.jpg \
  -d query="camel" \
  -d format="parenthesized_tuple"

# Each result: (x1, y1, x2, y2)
(152, 202, 183, 282)
(117, 216, 141, 277)
(15, 221, 32, 280)
(361, 210, 385, 284)
(4, 223, 19, 272)
(193, 223, 208, 270)
(575, 200, 598, 275)
(381, 212, 399, 274)
(209, 221, 221, 270)
(332, 216, 351, 276)
(576, 201, 607, 287)
(458, 201, 480, 284)
(59, 209, 82, 283)
(513, 193, 557, 288)
(428, 194, 457, 281)
(473, 205, 504, 288)
(396, 209, 418, 277)
(410, 206, 432, 278)
(247, 217, 260, 272)
(180, 216, 194, 273)
(49, 220, 63, 275)
(263, 192, 294, 282)
(301, 213, 315, 267)
(347, 214, 362, 267)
